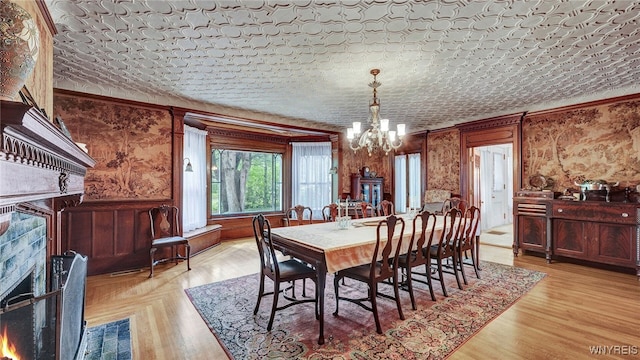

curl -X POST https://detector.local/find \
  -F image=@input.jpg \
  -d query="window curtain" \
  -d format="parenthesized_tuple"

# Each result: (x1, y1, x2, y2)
(291, 142, 332, 220)
(408, 153, 421, 209)
(183, 125, 208, 233)
(394, 155, 407, 212)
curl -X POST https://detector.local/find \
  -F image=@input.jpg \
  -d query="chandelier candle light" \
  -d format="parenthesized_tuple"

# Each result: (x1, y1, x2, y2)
(347, 69, 406, 156)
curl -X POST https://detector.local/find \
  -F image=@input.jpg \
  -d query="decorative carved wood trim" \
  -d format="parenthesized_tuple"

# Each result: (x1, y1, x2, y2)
(52, 195, 84, 212)
(207, 127, 289, 144)
(456, 113, 523, 132)
(1, 101, 96, 208)
(54, 89, 170, 111)
(2, 122, 87, 177)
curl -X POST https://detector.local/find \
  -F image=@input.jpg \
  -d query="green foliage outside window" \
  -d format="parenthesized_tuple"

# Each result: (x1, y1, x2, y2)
(211, 149, 282, 215)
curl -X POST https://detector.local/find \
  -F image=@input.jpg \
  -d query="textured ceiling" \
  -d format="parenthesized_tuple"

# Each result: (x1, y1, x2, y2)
(44, 0, 640, 134)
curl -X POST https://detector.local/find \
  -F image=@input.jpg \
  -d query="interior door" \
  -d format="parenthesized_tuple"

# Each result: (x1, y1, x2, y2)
(478, 144, 512, 230)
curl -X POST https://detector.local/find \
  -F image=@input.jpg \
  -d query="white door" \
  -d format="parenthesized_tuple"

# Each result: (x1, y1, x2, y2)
(479, 145, 512, 230)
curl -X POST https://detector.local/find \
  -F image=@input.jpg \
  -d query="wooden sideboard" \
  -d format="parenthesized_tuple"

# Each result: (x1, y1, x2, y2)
(514, 193, 639, 280)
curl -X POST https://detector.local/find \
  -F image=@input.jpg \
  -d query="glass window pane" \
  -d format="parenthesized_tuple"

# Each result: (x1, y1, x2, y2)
(210, 149, 282, 215)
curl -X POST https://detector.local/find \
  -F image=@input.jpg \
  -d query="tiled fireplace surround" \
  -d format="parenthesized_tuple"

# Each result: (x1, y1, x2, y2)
(0, 212, 48, 302)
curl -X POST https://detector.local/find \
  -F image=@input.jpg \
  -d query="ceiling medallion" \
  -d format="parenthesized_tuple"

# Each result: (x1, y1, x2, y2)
(346, 69, 405, 156)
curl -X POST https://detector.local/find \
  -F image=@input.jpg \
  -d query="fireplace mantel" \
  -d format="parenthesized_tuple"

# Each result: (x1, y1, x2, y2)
(1, 100, 96, 226)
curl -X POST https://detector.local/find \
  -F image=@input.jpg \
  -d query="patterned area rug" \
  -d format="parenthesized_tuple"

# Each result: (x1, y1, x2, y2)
(83, 318, 132, 360)
(186, 261, 545, 359)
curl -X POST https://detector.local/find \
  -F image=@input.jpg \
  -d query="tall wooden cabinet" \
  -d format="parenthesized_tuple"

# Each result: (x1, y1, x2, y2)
(350, 174, 383, 207)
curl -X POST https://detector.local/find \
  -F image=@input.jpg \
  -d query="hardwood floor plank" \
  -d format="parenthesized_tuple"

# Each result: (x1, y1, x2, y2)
(85, 237, 640, 359)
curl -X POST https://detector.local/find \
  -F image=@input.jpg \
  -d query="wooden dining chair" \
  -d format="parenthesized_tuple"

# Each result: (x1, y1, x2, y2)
(333, 214, 406, 334)
(456, 206, 481, 284)
(397, 210, 438, 309)
(252, 214, 318, 331)
(285, 205, 313, 226)
(377, 200, 395, 216)
(355, 201, 374, 219)
(321, 203, 339, 222)
(429, 207, 464, 297)
(148, 204, 191, 278)
(442, 197, 467, 214)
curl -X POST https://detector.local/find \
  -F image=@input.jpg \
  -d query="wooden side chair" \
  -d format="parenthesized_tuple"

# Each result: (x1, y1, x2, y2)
(457, 206, 481, 283)
(442, 197, 468, 214)
(252, 214, 318, 330)
(285, 205, 313, 226)
(354, 201, 374, 219)
(397, 211, 438, 309)
(148, 204, 191, 278)
(377, 200, 395, 216)
(322, 203, 339, 222)
(333, 215, 406, 334)
(429, 207, 464, 296)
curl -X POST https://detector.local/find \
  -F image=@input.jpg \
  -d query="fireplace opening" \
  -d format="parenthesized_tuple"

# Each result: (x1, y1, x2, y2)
(0, 252, 87, 360)
(1, 269, 34, 309)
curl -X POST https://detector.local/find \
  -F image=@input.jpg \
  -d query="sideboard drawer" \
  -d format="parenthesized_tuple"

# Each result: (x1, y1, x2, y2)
(552, 202, 638, 225)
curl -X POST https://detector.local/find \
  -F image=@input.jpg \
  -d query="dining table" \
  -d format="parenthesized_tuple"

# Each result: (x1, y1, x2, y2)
(269, 214, 447, 345)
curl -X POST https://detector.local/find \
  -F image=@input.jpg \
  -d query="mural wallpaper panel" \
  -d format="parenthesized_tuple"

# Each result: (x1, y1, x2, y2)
(427, 129, 460, 194)
(54, 94, 172, 200)
(341, 137, 390, 195)
(523, 99, 640, 192)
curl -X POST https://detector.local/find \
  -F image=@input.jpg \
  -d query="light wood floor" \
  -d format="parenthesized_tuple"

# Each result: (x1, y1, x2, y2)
(85, 237, 640, 359)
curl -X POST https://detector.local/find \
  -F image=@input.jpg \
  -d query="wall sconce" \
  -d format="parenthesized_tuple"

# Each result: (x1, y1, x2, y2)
(329, 166, 338, 175)
(184, 158, 193, 172)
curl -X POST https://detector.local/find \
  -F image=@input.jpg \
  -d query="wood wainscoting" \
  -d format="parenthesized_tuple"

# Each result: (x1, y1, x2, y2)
(61, 200, 168, 275)
(61, 200, 287, 275)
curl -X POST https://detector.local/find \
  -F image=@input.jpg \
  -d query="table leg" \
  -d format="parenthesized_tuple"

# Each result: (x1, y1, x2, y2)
(315, 261, 326, 345)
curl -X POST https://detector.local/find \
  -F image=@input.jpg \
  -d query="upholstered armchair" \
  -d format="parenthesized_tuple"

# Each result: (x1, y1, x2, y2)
(421, 189, 451, 214)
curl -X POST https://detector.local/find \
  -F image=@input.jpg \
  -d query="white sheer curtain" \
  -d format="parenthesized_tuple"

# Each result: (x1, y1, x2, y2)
(291, 142, 332, 220)
(183, 125, 208, 233)
(395, 153, 421, 213)
(408, 153, 421, 209)
(394, 155, 407, 212)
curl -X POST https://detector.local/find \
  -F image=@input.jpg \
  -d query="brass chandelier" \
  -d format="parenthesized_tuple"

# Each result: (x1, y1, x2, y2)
(346, 69, 405, 156)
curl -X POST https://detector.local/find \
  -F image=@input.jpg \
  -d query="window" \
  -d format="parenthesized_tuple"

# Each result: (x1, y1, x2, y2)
(211, 149, 282, 215)
(291, 142, 332, 220)
(394, 153, 421, 212)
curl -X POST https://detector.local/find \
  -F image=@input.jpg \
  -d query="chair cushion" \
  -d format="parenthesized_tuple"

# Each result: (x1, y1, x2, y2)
(279, 259, 316, 278)
(152, 236, 188, 246)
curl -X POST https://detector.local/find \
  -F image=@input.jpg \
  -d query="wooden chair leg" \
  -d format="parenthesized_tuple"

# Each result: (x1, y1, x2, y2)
(393, 272, 404, 320)
(371, 282, 382, 334)
(149, 247, 157, 278)
(436, 258, 448, 297)
(267, 281, 280, 331)
(452, 255, 463, 290)
(254, 274, 265, 315)
(458, 251, 469, 285)
(186, 244, 191, 271)
(405, 267, 417, 310)
(333, 274, 341, 316)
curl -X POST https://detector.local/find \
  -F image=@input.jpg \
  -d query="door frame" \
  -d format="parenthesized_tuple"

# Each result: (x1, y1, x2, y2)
(457, 114, 523, 210)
